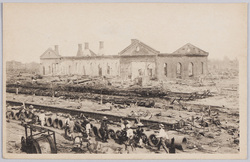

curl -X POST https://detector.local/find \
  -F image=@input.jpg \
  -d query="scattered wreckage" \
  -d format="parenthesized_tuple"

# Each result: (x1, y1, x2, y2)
(6, 105, 188, 154)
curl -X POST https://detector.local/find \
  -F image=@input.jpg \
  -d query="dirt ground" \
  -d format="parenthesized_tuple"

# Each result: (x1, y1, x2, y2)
(6, 101, 239, 154)
(5, 74, 240, 154)
(6, 119, 180, 154)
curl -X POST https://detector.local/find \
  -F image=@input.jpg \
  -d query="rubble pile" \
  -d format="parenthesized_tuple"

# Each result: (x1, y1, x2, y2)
(7, 81, 168, 98)
(7, 87, 156, 107)
(5, 61, 239, 154)
(6, 78, 213, 108)
(6, 104, 188, 153)
(175, 105, 240, 153)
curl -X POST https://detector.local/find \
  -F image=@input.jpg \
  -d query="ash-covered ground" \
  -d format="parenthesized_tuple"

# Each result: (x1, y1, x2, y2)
(5, 63, 239, 154)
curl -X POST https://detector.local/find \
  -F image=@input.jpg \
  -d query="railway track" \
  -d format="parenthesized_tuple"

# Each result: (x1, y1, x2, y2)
(6, 100, 180, 130)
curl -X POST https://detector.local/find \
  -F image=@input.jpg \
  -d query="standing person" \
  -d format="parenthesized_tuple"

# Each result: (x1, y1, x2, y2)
(85, 119, 92, 138)
(65, 114, 71, 126)
(117, 119, 128, 144)
(191, 115, 195, 128)
(168, 138, 176, 153)
(39, 110, 46, 127)
(120, 118, 125, 130)
(200, 112, 205, 128)
(135, 122, 144, 148)
(75, 115, 85, 134)
(19, 108, 27, 125)
(100, 95, 103, 105)
(136, 117, 141, 125)
(16, 87, 19, 95)
(80, 113, 86, 120)
(208, 106, 211, 116)
(125, 124, 135, 153)
(68, 117, 75, 140)
(22, 102, 26, 109)
(28, 105, 36, 123)
(27, 105, 34, 119)
(120, 119, 128, 130)
(100, 116, 109, 142)
(157, 124, 169, 153)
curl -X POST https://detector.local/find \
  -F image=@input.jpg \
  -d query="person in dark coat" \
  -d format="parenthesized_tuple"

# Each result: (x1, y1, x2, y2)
(135, 122, 144, 147)
(168, 138, 176, 153)
(100, 116, 109, 142)
(19, 108, 27, 125)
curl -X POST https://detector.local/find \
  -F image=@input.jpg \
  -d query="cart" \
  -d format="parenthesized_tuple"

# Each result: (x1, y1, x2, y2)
(21, 123, 57, 154)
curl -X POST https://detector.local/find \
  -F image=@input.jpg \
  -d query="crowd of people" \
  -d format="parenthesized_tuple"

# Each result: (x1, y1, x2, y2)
(15, 104, 172, 154)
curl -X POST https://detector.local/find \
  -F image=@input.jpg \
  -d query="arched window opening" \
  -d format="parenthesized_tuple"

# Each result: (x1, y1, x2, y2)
(52, 64, 54, 74)
(164, 63, 167, 76)
(68, 65, 71, 74)
(107, 64, 110, 75)
(43, 66, 45, 75)
(55, 63, 58, 74)
(188, 62, 194, 77)
(82, 65, 85, 75)
(176, 62, 182, 78)
(147, 64, 153, 77)
(201, 62, 204, 74)
(75, 63, 78, 73)
(89, 62, 93, 74)
(98, 64, 102, 76)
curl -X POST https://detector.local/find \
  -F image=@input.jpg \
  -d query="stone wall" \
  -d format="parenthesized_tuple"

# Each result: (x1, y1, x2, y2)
(40, 56, 120, 76)
(40, 54, 208, 80)
(119, 55, 157, 80)
(156, 55, 208, 80)
(40, 58, 61, 75)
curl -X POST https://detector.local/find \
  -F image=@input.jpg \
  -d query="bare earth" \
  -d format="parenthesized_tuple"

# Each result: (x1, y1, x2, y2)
(6, 91, 239, 154)
(5, 72, 239, 154)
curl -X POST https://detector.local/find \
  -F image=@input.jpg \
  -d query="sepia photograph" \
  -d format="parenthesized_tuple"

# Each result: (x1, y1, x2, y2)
(2, 2, 247, 159)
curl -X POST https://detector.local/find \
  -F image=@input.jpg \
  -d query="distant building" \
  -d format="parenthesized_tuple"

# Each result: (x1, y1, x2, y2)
(7, 60, 25, 71)
(40, 39, 209, 80)
(7, 61, 40, 74)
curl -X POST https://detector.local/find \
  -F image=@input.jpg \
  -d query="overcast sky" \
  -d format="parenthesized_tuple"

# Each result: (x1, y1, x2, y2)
(3, 3, 247, 63)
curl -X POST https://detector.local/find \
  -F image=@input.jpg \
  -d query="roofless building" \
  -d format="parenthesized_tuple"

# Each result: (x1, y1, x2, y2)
(40, 39, 209, 80)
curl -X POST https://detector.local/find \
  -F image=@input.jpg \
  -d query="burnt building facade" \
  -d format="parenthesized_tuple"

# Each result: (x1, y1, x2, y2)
(40, 39, 208, 80)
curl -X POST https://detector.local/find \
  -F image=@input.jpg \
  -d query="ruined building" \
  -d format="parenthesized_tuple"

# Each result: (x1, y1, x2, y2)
(40, 39, 209, 80)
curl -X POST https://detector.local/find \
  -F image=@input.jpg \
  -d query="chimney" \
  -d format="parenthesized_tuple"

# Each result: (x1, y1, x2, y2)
(84, 42, 89, 49)
(131, 39, 139, 44)
(77, 44, 83, 57)
(83, 42, 92, 56)
(54, 45, 59, 53)
(99, 41, 104, 49)
(78, 44, 82, 50)
(98, 41, 104, 55)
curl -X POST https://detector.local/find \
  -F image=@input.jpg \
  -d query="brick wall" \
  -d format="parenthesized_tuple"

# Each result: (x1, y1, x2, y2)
(156, 55, 208, 80)
(120, 55, 157, 80)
